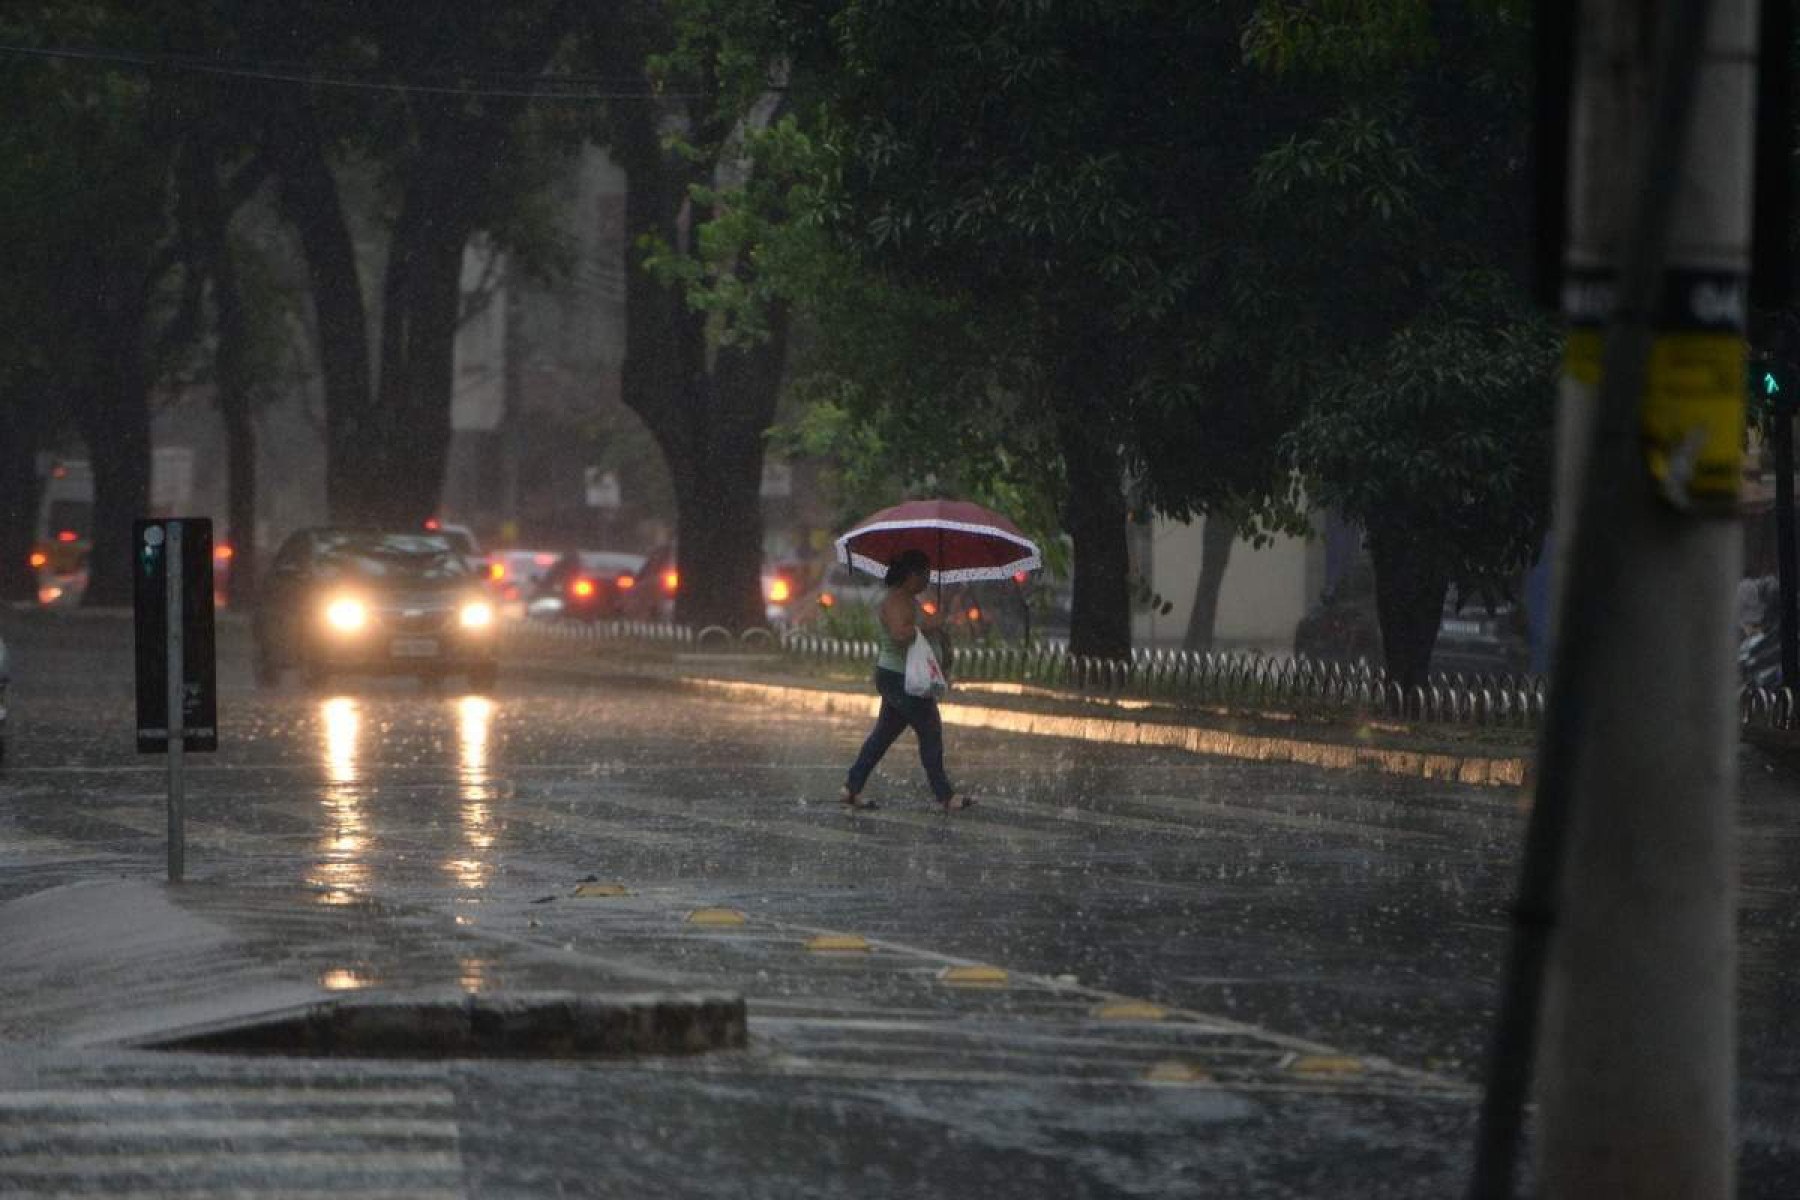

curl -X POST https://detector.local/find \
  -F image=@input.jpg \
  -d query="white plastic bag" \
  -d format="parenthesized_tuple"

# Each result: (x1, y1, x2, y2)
(903, 631, 949, 698)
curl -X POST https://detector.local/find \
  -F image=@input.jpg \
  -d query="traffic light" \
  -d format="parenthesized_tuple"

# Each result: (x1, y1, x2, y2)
(1750, 352, 1799, 422)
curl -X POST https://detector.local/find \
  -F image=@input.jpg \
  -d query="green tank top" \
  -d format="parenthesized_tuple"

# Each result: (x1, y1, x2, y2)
(876, 592, 910, 672)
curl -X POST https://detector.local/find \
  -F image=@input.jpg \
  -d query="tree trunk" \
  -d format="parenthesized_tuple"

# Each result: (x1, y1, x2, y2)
(76, 317, 152, 608)
(616, 101, 785, 630)
(371, 174, 468, 527)
(1183, 513, 1236, 652)
(264, 102, 377, 524)
(1059, 421, 1133, 660)
(0, 399, 43, 605)
(190, 137, 260, 605)
(1367, 525, 1448, 691)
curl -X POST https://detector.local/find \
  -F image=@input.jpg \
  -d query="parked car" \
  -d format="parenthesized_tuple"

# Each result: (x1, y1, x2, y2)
(618, 544, 682, 622)
(1432, 595, 1532, 677)
(485, 548, 561, 618)
(1293, 572, 1531, 678)
(527, 550, 647, 621)
(762, 560, 818, 627)
(253, 529, 498, 690)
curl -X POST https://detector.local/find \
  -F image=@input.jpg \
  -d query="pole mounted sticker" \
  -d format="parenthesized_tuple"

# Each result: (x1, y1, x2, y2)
(1563, 266, 1749, 509)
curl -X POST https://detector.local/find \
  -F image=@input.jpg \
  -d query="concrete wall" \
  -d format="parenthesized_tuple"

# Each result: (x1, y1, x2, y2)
(1134, 514, 1326, 652)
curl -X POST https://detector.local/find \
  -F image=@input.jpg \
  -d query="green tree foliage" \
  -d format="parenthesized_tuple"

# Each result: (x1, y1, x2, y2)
(1242, 0, 1554, 682)
(661, 0, 1303, 656)
(0, 2, 197, 605)
(210, 0, 589, 526)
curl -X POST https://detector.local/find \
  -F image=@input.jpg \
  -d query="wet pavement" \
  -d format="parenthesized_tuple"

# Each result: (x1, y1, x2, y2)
(0, 609, 1796, 1196)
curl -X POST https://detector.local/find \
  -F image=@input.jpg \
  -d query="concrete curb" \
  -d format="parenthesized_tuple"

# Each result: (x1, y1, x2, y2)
(139, 991, 748, 1059)
(682, 677, 1530, 789)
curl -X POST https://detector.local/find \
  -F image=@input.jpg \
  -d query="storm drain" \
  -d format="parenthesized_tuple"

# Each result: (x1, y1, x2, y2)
(138, 991, 746, 1059)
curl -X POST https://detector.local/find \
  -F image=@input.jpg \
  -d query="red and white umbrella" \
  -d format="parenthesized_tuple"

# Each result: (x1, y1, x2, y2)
(835, 499, 1042, 584)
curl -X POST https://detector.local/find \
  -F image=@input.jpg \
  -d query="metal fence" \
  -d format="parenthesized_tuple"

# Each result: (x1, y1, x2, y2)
(505, 618, 1798, 733)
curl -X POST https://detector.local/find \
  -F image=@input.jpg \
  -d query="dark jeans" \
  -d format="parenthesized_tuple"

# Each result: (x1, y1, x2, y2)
(845, 667, 954, 802)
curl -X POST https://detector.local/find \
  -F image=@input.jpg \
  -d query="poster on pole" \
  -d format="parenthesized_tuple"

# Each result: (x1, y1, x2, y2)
(134, 518, 218, 753)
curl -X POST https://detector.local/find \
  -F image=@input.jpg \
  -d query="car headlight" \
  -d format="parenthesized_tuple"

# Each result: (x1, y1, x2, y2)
(324, 596, 367, 633)
(460, 600, 495, 630)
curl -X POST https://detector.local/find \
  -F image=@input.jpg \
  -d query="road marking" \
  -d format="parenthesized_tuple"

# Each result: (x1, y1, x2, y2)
(686, 907, 747, 927)
(1094, 1000, 1168, 1021)
(0, 1075, 464, 1198)
(1284, 1053, 1365, 1076)
(0, 1088, 456, 1111)
(573, 882, 631, 897)
(938, 964, 1009, 987)
(0, 1117, 459, 1142)
(806, 933, 872, 953)
(1144, 1061, 1212, 1084)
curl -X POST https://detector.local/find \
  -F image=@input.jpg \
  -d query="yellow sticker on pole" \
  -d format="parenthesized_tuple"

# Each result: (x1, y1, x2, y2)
(1641, 332, 1746, 504)
(1561, 267, 1747, 509)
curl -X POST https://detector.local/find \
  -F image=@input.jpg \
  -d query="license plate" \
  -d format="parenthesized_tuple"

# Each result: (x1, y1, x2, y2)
(390, 637, 440, 658)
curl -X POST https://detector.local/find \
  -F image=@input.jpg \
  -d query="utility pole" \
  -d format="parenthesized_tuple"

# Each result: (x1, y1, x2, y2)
(1525, 1, 1753, 1195)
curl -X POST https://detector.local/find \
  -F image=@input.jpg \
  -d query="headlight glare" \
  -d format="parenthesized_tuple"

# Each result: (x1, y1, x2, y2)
(460, 600, 495, 630)
(324, 596, 367, 632)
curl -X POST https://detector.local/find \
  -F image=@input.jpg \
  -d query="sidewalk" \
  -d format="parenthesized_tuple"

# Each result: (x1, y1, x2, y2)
(503, 634, 1535, 790)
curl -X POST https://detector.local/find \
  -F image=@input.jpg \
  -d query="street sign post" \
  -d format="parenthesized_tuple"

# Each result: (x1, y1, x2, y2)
(134, 518, 217, 883)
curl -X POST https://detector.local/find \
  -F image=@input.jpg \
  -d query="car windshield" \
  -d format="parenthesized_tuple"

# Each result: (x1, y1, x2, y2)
(314, 533, 471, 582)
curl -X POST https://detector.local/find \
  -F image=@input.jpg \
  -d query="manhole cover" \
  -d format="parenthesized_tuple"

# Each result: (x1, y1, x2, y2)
(138, 991, 745, 1059)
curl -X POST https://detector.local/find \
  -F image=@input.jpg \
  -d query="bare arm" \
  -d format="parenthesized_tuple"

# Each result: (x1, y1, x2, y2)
(880, 589, 919, 642)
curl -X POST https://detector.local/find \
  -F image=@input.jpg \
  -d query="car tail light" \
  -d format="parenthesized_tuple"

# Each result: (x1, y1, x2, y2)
(488, 561, 505, 581)
(819, 592, 835, 608)
(921, 601, 938, 616)
(661, 568, 679, 596)
(1013, 571, 1028, 585)
(966, 606, 981, 622)
(28, 551, 47, 568)
(615, 573, 635, 591)
(425, 518, 441, 531)
(215, 543, 235, 561)
(768, 577, 792, 604)
(571, 578, 597, 599)
(534, 553, 556, 567)
(56, 530, 78, 543)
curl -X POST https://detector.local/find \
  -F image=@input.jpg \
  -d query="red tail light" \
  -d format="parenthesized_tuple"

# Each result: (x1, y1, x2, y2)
(488, 562, 505, 581)
(921, 601, 938, 616)
(966, 606, 981, 622)
(56, 530, 78, 543)
(661, 568, 680, 596)
(28, 551, 47, 568)
(425, 518, 441, 531)
(616, 574, 636, 590)
(571, 578, 597, 599)
(819, 592, 835, 608)
(215, 544, 235, 561)
(768, 577, 792, 604)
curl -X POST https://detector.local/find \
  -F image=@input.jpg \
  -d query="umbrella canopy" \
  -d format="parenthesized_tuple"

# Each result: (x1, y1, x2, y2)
(835, 499, 1042, 584)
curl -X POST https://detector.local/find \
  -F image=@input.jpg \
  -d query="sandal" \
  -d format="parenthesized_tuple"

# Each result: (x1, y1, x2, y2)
(839, 787, 878, 811)
(939, 793, 976, 813)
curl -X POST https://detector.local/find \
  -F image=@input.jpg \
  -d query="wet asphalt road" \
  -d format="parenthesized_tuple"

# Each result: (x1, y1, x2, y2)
(0, 610, 1796, 1197)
